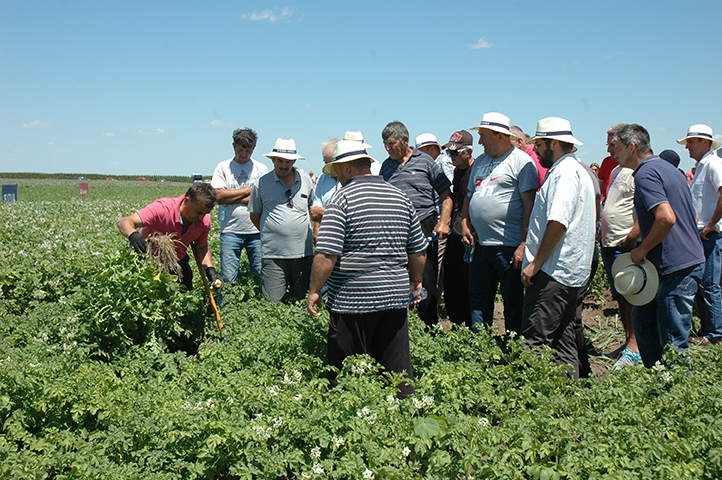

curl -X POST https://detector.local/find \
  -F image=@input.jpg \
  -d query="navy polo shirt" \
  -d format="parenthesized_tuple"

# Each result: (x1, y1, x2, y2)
(380, 148, 452, 222)
(633, 156, 704, 275)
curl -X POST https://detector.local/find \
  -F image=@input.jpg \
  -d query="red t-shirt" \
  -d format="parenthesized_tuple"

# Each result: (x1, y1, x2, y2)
(598, 156, 619, 198)
(137, 195, 211, 260)
(526, 144, 547, 187)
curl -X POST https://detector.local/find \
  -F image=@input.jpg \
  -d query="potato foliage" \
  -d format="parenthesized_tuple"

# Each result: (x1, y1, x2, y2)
(1, 177, 721, 479)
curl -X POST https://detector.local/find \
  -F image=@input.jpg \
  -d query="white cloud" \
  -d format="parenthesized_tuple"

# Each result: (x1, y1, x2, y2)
(303, 103, 311, 109)
(48, 142, 54, 146)
(602, 52, 624, 60)
(468, 37, 493, 50)
(102, 132, 117, 137)
(23, 120, 51, 128)
(131, 128, 165, 136)
(205, 120, 236, 128)
(242, 7, 296, 23)
(715, 134, 722, 141)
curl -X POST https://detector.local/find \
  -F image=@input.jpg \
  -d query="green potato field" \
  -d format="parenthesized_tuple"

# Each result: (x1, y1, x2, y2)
(1, 177, 721, 479)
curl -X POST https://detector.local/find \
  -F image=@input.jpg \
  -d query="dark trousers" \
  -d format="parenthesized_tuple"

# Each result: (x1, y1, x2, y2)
(178, 255, 194, 291)
(574, 256, 598, 379)
(328, 308, 414, 398)
(521, 271, 580, 379)
(443, 234, 471, 327)
(418, 215, 440, 328)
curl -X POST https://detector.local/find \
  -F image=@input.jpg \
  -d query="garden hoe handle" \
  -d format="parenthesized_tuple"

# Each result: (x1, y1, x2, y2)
(192, 249, 224, 337)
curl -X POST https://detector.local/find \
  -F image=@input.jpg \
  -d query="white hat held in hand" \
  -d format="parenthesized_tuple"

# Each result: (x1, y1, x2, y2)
(612, 253, 659, 306)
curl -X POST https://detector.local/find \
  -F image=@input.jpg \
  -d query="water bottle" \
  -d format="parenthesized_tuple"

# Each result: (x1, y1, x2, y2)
(218, 204, 226, 221)
(409, 287, 428, 304)
(463, 243, 475, 263)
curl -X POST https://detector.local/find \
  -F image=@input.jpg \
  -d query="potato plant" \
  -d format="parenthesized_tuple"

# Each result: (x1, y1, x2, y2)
(1, 177, 721, 479)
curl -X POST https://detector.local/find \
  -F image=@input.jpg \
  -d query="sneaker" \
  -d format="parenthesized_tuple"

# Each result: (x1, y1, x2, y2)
(613, 349, 641, 369)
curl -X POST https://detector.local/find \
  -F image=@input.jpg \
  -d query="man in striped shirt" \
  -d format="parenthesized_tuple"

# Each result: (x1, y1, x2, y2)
(308, 139, 428, 398)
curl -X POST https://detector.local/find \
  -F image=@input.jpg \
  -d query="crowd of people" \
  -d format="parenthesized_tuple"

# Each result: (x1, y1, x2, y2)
(117, 116, 722, 394)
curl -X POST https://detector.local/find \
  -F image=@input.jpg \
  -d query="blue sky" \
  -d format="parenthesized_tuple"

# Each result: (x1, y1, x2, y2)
(2, 1, 721, 177)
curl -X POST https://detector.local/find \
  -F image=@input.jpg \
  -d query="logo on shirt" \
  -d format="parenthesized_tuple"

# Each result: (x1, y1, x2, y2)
(489, 176, 500, 182)
(475, 178, 483, 187)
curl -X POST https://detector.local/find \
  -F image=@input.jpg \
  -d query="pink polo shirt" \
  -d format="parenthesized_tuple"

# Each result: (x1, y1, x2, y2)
(137, 195, 210, 260)
(526, 144, 547, 187)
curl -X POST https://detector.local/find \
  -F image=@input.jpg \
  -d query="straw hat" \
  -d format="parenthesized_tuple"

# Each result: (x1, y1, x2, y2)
(343, 130, 372, 148)
(676, 124, 721, 150)
(528, 117, 583, 148)
(415, 133, 443, 149)
(264, 138, 305, 160)
(612, 253, 659, 306)
(470, 112, 517, 140)
(322, 139, 377, 175)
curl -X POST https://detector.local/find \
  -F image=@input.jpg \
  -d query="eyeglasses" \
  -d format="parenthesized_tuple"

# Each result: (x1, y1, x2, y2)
(285, 188, 294, 208)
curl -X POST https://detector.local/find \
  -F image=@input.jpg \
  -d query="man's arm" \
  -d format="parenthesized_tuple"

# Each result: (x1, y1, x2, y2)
(118, 213, 143, 238)
(623, 222, 642, 250)
(408, 250, 426, 293)
(309, 205, 325, 222)
(700, 186, 722, 241)
(460, 195, 475, 246)
(434, 189, 452, 239)
(307, 253, 338, 317)
(250, 213, 261, 231)
(512, 190, 535, 269)
(521, 220, 567, 287)
(216, 187, 253, 205)
(630, 202, 675, 264)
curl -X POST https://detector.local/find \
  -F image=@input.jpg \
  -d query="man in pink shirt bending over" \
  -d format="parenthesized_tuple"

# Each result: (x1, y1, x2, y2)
(117, 182, 223, 291)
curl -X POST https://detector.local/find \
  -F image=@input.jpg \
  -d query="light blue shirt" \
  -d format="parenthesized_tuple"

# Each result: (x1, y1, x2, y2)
(523, 154, 596, 287)
(312, 173, 341, 208)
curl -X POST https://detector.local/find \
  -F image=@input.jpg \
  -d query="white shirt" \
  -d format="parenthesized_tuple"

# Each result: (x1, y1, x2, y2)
(523, 153, 596, 287)
(211, 157, 268, 235)
(600, 165, 636, 247)
(690, 149, 722, 231)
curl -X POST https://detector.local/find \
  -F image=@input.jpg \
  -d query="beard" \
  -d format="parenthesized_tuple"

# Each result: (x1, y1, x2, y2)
(539, 148, 556, 169)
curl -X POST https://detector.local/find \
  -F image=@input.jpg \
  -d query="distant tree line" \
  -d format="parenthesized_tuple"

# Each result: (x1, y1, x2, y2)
(0, 172, 203, 182)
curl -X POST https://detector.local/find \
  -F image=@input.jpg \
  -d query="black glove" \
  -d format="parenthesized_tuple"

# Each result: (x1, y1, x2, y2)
(206, 267, 223, 289)
(128, 232, 147, 253)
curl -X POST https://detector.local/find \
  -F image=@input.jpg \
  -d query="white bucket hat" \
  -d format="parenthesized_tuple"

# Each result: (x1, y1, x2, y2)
(676, 124, 721, 150)
(612, 253, 659, 306)
(415, 133, 443, 149)
(470, 112, 517, 140)
(264, 138, 305, 160)
(323, 139, 377, 175)
(344, 130, 372, 148)
(528, 117, 583, 150)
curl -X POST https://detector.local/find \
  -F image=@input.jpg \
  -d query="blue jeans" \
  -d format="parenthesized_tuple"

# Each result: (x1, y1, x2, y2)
(469, 245, 523, 334)
(633, 263, 703, 368)
(220, 232, 261, 283)
(696, 231, 722, 342)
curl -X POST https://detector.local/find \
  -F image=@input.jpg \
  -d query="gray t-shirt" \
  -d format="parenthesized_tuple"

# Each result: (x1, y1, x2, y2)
(467, 146, 538, 246)
(248, 168, 314, 259)
(211, 157, 268, 235)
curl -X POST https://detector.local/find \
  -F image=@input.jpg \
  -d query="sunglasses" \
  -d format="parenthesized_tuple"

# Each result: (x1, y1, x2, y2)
(447, 148, 467, 157)
(285, 188, 294, 208)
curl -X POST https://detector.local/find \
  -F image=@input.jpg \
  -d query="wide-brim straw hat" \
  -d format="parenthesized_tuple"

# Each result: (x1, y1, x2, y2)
(415, 133, 443, 149)
(344, 130, 372, 148)
(264, 138, 305, 160)
(676, 124, 721, 150)
(528, 117, 583, 152)
(470, 112, 517, 140)
(323, 139, 377, 175)
(612, 253, 659, 306)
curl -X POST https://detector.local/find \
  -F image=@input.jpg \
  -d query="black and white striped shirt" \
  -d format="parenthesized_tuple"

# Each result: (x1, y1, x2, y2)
(316, 175, 427, 313)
